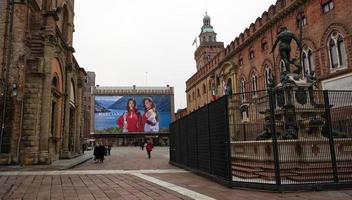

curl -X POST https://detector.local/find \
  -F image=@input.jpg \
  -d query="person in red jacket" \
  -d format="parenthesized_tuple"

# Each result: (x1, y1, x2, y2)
(116, 98, 142, 132)
(146, 141, 154, 159)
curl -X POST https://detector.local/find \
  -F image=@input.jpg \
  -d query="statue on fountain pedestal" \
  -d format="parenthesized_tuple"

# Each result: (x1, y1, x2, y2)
(270, 26, 304, 140)
(271, 26, 302, 83)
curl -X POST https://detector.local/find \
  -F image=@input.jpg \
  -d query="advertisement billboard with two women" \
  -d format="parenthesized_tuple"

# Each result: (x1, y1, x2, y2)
(94, 95, 171, 134)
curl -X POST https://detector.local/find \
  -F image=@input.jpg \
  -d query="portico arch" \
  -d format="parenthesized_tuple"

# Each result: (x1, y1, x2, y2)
(50, 58, 64, 160)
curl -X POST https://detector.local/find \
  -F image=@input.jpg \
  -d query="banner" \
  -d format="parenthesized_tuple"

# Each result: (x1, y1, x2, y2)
(94, 95, 171, 134)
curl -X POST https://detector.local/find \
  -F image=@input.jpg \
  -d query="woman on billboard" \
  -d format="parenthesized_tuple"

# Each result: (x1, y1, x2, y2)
(116, 98, 142, 132)
(142, 97, 159, 132)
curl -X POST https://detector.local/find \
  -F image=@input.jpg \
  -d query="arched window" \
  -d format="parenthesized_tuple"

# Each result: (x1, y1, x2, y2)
(296, 14, 307, 28)
(192, 91, 195, 100)
(322, 0, 334, 13)
(329, 39, 338, 68)
(70, 80, 75, 105)
(52, 76, 58, 88)
(202, 84, 206, 94)
(251, 72, 258, 97)
(240, 78, 245, 102)
(261, 38, 268, 51)
(249, 47, 255, 59)
(225, 78, 233, 95)
(239, 55, 243, 66)
(302, 46, 315, 75)
(188, 94, 191, 102)
(264, 64, 272, 89)
(197, 88, 200, 97)
(337, 35, 347, 66)
(328, 32, 348, 70)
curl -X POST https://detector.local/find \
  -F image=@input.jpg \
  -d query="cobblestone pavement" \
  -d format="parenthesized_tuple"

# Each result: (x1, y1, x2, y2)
(1, 147, 352, 200)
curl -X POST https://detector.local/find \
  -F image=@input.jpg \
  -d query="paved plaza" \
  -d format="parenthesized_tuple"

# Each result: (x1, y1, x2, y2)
(1, 147, 352, 200)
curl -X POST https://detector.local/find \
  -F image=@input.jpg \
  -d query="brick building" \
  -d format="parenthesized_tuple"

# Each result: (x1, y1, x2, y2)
(186, 0, 352, 112)
(0, 0, 87, 164)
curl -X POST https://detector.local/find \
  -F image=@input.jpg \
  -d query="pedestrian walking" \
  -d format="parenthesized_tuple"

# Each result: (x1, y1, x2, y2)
(146, 141, 153, 159)
(107, 144, 111, 156)
(98, 143, 106, 163)
(140, 141, 145, 150)
(93, 143, 99, 162)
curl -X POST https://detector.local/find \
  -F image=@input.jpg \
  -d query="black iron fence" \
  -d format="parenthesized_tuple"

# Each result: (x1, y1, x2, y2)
(170, 89, 352, 191)
(170, 96, 232, 181)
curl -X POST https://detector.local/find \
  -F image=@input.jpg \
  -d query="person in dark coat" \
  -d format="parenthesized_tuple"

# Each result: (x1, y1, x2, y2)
(140, 141, 145, 150)
(99, 143, 106, 163)
(146, 141, 153, 159)
(93, 144, 100, 162)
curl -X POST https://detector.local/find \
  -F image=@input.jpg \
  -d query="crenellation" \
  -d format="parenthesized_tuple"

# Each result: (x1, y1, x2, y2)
(235, 37, 240, 46)
(261, 11, 269, 23)
(240, 33, 244, 43)
(255, 17, 262, 28)
(268, 5, 276, 19)
(250, 23, 256, 34)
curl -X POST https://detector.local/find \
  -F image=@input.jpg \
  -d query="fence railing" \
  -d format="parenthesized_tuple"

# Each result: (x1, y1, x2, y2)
(170, 89, 352, 191)
(170, 96, 231, 181)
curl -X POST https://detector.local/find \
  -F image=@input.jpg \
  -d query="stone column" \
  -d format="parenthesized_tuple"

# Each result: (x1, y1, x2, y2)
(38, 74, 51, 163)
(76, 78, 83, 154)
(38, 24, 56, 163)
(61, 72, 71, 158)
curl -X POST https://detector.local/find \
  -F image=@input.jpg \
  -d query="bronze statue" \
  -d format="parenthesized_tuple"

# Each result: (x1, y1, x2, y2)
(271, 27, 302, 76)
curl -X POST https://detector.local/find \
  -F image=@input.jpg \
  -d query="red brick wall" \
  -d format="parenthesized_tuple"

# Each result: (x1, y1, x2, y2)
(186, 0, 352, 111)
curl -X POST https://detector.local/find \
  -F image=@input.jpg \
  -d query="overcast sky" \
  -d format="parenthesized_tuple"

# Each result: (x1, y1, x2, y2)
(73, 0, 277, 110)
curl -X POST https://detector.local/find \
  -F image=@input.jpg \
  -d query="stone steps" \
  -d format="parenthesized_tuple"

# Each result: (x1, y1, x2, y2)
(232, 159, 352, 182)
(232, 170, 260, 179)
(232, 165, 263, 173)
(286, 174, 352, 182)
(257, 171, 294, 181)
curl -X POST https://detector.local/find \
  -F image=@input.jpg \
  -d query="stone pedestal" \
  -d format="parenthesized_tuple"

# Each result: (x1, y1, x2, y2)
(232, 138, 352, 162)
(231, 138, 352, 182)
(273, 73, 325, 139)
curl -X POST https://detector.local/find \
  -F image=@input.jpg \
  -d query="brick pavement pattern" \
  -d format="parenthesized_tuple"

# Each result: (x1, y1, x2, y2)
(0, 174, 192, 200)
(75, 147, 177, 170)
(1, 147, 352, 200)
(149, 173, 352, 200)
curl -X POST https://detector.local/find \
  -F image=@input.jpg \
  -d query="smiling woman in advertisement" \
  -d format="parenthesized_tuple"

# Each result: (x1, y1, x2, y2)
(116, 98, 143, 132)
(142, 97, 160, 132)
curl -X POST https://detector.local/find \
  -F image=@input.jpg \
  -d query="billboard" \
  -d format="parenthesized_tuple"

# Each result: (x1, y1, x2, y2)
(94, 95, 171, 134)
